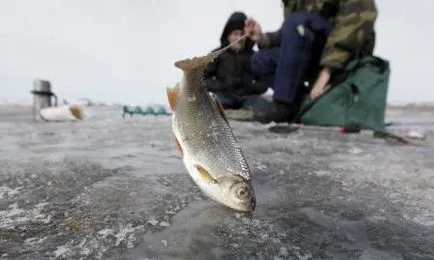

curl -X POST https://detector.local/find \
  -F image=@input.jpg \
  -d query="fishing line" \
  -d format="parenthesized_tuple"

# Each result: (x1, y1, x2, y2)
(211, 34, 250, 56)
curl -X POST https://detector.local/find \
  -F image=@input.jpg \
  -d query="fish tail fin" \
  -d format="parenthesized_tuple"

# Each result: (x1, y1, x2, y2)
(174, 50, 220, 72)
(174, 35, 246, 71)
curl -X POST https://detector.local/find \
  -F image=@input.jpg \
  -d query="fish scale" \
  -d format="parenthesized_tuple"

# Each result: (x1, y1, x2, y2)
(174, 84, 250, 181)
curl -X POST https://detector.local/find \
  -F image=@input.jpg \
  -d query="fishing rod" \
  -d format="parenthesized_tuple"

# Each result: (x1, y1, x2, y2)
(269, 123, 427, 146)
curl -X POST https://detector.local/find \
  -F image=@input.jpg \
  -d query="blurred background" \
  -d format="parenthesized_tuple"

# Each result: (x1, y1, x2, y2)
(0, 0, 432, 106)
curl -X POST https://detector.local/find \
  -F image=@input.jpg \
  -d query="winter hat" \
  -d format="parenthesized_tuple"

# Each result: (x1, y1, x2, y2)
(220, 12, 247, 47)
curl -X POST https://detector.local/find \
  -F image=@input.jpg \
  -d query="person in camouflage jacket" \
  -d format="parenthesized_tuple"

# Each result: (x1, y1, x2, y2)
(244, 0, 378, 124)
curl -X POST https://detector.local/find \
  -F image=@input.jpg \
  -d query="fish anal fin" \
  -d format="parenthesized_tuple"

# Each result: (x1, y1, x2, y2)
(173, 134, 183, 157)
(166, 83, 181, 111)
(210, 93, 228, 123)
(195, 165, 217, 184)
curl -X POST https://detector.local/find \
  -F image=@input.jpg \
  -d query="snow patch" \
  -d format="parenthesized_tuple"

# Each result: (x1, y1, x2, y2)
(0, 185, 21, 199)
(0, 202, 51, 228)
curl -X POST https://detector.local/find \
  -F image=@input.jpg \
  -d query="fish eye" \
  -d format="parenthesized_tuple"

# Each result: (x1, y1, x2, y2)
(236, 187, 249, 199)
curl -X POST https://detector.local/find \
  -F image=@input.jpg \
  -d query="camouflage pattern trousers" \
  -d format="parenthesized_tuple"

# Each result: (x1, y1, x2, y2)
(251, 11, 333, 105)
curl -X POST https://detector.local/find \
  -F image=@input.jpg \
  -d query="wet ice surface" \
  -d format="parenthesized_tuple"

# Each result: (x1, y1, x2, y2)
(0, 106, 433, 260)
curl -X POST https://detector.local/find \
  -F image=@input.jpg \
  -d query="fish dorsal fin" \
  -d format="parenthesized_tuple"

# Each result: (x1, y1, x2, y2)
(209, 93, 228, 123)
(166, 83, 181, 111)
(174, 35, 247, 72)
(195, 164, 217, 184)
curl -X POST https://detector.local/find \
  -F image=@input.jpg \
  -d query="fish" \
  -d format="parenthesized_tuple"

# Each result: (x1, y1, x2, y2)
(166, 43, 256, 212)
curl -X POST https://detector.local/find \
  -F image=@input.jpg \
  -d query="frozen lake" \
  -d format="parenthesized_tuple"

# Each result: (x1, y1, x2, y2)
(0, 105, 433, 259)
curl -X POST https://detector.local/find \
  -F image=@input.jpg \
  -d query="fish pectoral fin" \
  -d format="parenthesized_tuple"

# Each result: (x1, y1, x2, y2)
(209, 93, 228, 123)
(195, 164, 218, 184)
(173, 134, 183, 157)
(166, 83, 181, 111)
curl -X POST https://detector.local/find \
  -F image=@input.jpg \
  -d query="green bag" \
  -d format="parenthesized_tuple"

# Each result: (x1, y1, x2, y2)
(296, 55, 391, 132)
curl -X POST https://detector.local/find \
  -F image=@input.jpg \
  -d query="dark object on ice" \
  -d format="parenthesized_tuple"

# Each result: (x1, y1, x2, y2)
(122, 105, 171, 118)
(268, 123, 426, 146)
(268, 124, 299, 134)
(295, 56, 390, 132)
(30, 79, 58, 121)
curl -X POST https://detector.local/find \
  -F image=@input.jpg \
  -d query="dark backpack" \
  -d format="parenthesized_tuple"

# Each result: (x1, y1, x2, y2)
(295, 55, 391, 132)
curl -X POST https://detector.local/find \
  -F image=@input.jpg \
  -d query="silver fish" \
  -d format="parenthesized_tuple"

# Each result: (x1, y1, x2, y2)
(166, 45, 256, 212)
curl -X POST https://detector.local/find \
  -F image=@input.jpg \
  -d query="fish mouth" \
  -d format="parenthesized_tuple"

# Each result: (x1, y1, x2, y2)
(242, 185, 256, 212)
(229, 181, 256, 212)
(243, 196, 256, 212)
(232, 196, 256, 212)
(250, 196, 256, 211)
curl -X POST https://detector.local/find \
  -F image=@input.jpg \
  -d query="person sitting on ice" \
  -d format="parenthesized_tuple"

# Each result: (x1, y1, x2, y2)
(244, 0, 378, 124)
(203, 11, 269, 112)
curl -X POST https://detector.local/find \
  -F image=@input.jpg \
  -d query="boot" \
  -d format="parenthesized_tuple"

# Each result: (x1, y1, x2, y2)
(253, 100, 295, 124)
